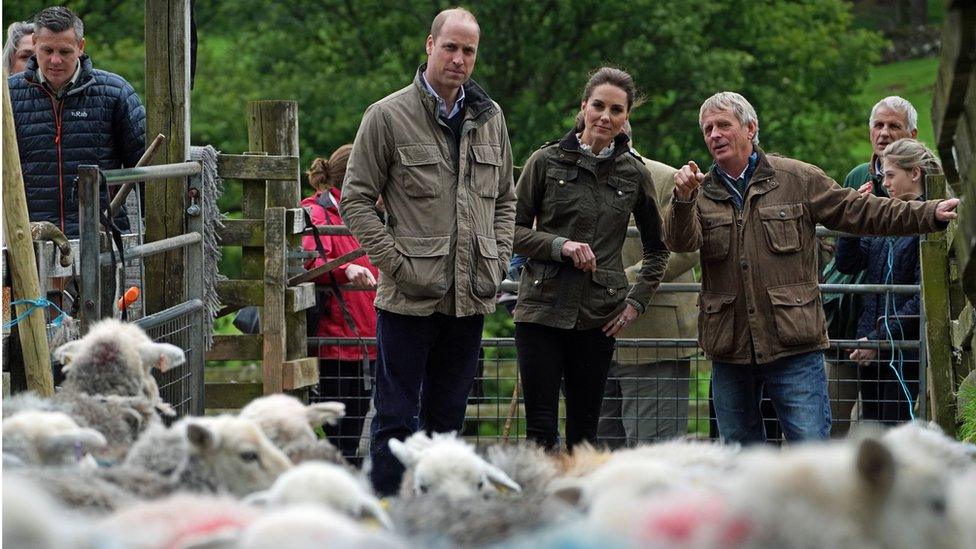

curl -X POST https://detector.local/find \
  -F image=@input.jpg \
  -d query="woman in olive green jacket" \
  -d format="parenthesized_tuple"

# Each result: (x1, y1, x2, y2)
(512, 67, 670, 450)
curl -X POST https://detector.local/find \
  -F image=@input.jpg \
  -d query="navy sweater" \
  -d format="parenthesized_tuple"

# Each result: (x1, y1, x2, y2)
(9, 54, 145, 237)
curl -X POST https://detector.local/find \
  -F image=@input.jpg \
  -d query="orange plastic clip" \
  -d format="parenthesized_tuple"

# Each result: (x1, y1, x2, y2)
(118, 286, 140, 310)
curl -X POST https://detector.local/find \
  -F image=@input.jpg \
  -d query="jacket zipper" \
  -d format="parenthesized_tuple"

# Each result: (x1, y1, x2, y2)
(30, 81, 67, 234)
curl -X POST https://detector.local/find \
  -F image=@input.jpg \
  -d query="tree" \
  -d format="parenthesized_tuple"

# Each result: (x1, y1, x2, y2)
(5, 0, 881, 188)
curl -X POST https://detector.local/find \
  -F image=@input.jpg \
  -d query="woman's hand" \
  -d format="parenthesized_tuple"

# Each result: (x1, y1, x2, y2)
(561, 240, 596, 272)
(345, 264, 377, 289)
(603, 303, 638, 337)
(848, 337, 877, 367)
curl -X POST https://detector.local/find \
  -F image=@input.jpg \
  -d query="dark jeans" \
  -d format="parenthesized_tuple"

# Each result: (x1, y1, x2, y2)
(515, 322, 615, 451)
(312, 358, 372, 467)
(369, 309, 484, 496)
(711, 350, 831, 444)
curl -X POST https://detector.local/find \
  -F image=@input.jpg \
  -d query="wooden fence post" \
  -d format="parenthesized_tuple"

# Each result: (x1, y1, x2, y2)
(2, 74, 54, 396)
(920, 174, 956, 433)
(263, 207, 287, 395)
(144, 0, 191, 314)
(246, 101, 307, 364)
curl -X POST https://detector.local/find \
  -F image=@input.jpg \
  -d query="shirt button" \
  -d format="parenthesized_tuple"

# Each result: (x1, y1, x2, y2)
(748, 307, 755, 314)
(608, 288, 617, 296)
(533, 279, 541, 286)
(617, 190, 623, 196)
(757, 352, 764, 358)
(577, 159, 583, 165)
(795, 298, 802, 303)
(779, 211, 786, 218)
(558, 179, 566, 186)
(741, 262, 748, 270)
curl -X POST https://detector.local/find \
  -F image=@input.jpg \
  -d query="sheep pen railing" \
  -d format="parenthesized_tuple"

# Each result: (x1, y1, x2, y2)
(307, 276, 925, 453)
(75, 161, 208, 417)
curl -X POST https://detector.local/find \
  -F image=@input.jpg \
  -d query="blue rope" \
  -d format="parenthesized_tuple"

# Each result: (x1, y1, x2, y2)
(3, 297, 68, 331)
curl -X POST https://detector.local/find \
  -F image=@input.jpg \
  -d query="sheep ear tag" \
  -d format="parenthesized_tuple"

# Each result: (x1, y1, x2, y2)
(485, 464, 521, 493)
(139, 342, 186, 373)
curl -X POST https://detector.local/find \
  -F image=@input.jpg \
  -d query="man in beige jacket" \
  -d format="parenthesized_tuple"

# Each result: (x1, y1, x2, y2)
(598, 153, 699, 445)
(341, 7, 515, 495)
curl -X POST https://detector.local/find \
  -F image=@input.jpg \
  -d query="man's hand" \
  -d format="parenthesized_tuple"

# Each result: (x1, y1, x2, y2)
(935, 198, 960, 222)
(673, 161, 705, 201)
(345, 263, 377, 288)
(848, 337, 877, 367)
(856, 181, 873, 197)
(561, 240, 596, 272)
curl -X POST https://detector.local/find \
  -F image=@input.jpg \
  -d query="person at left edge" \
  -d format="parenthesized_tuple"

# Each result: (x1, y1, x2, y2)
(9, 6, 144, 238)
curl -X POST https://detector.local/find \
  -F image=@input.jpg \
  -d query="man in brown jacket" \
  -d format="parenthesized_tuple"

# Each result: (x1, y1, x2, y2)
(341, 7, 515, 494)
(599, 155, 699, 445)
(664, 91, 958, 444)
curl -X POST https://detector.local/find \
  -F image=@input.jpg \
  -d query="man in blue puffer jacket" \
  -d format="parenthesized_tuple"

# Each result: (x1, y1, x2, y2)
(9, 6, 145, 238)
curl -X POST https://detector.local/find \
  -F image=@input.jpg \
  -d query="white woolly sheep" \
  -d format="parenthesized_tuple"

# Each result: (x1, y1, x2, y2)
(2, 410, 106, 467)
(124, 414, 293, 497)
(2, 475, 99, 548)
(97, 493, 261, 548)
(388, 490, 580, 547)
(3, 390, 158, 463)
(54, 317, 185, 417)
(484, 442, 560, 494)
(389, 431, 521, 500)
(245, 461, 392, 530)
(238, 504, 399, 549)
(238, 393, 346, 465)
(882, 421, 976, 472)
(711, 436, 959, 549)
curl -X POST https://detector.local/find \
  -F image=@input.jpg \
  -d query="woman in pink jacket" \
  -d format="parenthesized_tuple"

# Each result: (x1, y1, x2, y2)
(303, 144, 379, 466)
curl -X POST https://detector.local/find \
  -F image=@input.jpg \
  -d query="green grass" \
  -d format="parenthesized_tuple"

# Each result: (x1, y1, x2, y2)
(852, 56, 939, 162)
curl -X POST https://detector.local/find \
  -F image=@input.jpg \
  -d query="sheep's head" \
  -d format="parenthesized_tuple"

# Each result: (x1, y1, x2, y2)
(2, 410, 106, 466)
(389, 432, 520, 500)
(245, 462, 392, 530)
(54, 319, 184, 399)
(239, 394, 345, 448)
(183, 416, 293, 498)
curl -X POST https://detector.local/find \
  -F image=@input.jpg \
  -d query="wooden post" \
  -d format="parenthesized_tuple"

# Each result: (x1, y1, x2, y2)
(263, 207, 287, 395)
(920, 174, 956, 433)
(2, 74, 54, 396)
(246, 101, 306, 363)
(144, 0, 191, 315)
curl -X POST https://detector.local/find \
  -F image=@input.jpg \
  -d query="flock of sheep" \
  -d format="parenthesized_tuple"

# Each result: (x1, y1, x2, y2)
(3, 318, 975, 548)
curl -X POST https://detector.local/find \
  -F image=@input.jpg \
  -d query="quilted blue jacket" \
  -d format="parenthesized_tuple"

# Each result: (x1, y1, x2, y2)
(9, 54, 145, 237)
(835, 233, 920, 343)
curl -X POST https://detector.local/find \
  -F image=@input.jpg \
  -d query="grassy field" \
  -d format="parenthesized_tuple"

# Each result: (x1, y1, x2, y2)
(851, 56, 939, 162)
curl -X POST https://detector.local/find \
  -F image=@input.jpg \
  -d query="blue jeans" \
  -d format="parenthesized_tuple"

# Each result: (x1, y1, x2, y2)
(711, 350, 831, 444)
(369, 309, 484, 496)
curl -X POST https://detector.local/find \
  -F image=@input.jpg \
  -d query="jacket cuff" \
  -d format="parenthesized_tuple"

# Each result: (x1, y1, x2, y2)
(625, 297, 646, 316)
(550, 237, 568, 262)
(671, 188, 699, 204)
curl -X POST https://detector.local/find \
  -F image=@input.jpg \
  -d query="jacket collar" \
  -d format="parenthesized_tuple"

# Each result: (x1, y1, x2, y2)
(702, 147, 778, 201)
(413, 64, 496, 126)
(25, 54, 95, 97)
(556, 129, 631, 161)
